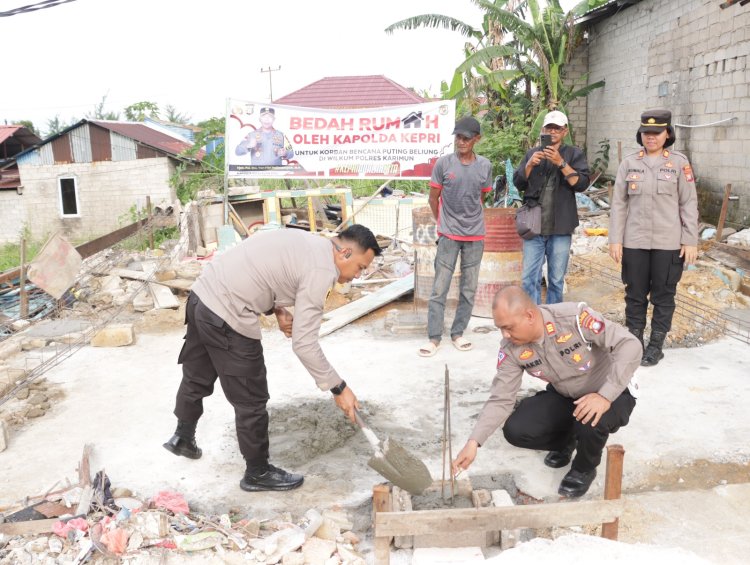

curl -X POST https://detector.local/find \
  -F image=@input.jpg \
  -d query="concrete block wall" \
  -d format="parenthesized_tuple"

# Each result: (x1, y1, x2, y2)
(564, 43, 590, 151)
(583, 0, 750, 228)
(2, 158, 177, 244)
(0, 190, 28, 244)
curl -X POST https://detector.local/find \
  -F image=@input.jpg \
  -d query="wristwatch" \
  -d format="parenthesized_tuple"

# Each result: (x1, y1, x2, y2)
(330, 380, 347, 396)
(558, 159, 568, 169)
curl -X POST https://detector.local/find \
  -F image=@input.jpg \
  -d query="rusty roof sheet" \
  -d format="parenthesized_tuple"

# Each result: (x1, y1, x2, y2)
(0, 125, 42, 147)
(274, 75, 425, 108)
(91, 121, 195, 157)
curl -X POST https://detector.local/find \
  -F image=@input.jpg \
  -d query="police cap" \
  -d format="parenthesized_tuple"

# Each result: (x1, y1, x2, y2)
(260, 107, 275, 116)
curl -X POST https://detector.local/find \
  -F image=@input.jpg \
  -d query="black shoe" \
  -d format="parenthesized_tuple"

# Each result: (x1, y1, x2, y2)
(558, 468, 597, 498)
(163, 434, 202, 459)
(544, 438, 577, 469)
(641, 330, 667, 366)
(240, 464, 304, 492)
(627, 327, 644, 352)
(544, 436, 578, 469)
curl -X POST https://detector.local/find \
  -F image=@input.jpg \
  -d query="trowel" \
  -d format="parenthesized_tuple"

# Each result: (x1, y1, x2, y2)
(354, 409, 432, 495)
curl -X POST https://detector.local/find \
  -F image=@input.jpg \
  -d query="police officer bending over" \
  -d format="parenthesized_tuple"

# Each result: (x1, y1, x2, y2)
(163, 225, 381, 492)
(453, 286, 642, 498)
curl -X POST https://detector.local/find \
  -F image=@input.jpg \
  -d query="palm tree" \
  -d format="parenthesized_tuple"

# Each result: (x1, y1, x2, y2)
(387, 0, 608, 140)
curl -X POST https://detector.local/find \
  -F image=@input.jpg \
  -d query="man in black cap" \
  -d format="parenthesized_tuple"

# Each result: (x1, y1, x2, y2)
(418, 115, 493, 357)
(235, 106, 295, 166)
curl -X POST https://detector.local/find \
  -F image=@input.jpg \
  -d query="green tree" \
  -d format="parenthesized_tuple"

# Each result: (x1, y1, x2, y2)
(17, 120, 38, 136)
(164, 104, 191, 125)
(45, 115, 71, 137)
(124, 101, 160, 122)
(170, 116, 224, 204)
(86, 93, 120, 120)
(387, 0, 607, 144)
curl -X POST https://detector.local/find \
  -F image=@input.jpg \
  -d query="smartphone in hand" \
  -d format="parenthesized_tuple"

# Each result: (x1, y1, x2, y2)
(540, 134, 552, 150)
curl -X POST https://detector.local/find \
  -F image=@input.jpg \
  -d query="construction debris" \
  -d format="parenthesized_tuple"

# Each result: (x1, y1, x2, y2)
(0, 448, 367, 564)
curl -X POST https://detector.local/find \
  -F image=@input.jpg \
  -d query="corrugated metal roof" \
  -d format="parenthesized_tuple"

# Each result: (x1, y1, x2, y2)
(91, 121, 194, 158)
(274, 75, 425, 108)
(0, 125, 42, 147)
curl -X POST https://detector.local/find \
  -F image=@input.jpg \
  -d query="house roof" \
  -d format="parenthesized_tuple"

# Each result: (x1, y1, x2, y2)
(273, 75, 425, 108)
(575, 0, 643, 25)
(90, 120, 195, 158)
(0, 125, 42, 151)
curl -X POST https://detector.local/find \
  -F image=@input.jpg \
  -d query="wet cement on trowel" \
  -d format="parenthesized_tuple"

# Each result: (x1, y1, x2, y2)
(367, 437, 433, 495)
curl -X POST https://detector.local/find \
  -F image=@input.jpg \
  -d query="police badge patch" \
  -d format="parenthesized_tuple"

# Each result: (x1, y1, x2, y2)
(497, 350, 507, 368)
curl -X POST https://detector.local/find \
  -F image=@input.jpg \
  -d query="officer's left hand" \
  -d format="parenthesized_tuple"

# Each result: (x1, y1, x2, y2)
(573, 393, 611, 427)
(680, 245, 697, 266)
(275, 147, 286, 156)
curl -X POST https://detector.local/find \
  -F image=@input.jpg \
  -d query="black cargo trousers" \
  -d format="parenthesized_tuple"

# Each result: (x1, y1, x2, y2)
(173, 292, 270, 469)
(621, 248, 684, 333)
(503, 384, 636, 472)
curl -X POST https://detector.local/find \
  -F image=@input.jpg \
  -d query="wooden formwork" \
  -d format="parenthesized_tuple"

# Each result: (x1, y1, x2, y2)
(372, 445, 626, 564)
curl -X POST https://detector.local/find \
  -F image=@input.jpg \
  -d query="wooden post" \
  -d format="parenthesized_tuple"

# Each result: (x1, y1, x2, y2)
(373, 483, 392, 565)
(716, 184, 732, 242)
(617, 141, 622, 165)
(19, 236, 29, 318)
(607, 181, 613, 205)
(601, 444, 625, 540)
(307, 196, 317, 232)
(146, 196, 154, 250)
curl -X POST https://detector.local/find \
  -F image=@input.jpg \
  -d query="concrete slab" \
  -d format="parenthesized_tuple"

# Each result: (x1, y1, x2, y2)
(24, 319, 92, 339)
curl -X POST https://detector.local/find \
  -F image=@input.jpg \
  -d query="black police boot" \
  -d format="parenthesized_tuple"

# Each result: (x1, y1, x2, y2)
(163, 420, 202, 459)
(240, 464, 304, 492)
(544, 436, 577, 469)
(641, 331, 667, 366)
(558, 468, 597, 498)
(627, 327, 644, 352)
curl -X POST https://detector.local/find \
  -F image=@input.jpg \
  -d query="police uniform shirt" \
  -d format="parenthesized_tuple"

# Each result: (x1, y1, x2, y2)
(469, 303, 642, 446)
(236, 129, 293, 166)
(190, 229, 340, 390)
(609, 149, 699, 250)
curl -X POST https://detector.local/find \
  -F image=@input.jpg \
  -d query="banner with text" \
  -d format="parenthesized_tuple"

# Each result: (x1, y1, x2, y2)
(226, 99, 456, 180)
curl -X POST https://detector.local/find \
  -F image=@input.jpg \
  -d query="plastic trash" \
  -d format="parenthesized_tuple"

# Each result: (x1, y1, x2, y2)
(174, 531, 226, 552)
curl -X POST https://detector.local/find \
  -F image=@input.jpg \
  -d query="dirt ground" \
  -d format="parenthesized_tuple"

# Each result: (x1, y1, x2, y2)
(1, 243, 749, 563)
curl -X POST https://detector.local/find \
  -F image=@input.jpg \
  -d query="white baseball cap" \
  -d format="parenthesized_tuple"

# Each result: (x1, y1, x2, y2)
(543, 110, 568, 127)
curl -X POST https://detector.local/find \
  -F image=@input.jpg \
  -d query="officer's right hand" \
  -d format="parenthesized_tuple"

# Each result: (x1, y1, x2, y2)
(274, 307, 293, 338)
(247, 135, 258, 148)
(452, 440, 479, 476)
(334, 386, 360, 424)
(609, 243, 623, 264)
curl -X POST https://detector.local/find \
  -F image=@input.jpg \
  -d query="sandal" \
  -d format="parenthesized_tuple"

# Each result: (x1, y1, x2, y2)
(452, 336, 473, 351)
(418, 341, 439, 357)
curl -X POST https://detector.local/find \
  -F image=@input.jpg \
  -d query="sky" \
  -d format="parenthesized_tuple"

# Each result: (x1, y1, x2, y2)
(0, 0, 579, 134)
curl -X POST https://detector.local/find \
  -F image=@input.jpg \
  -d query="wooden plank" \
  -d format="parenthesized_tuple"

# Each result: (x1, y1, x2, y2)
(0, 518, 58, 536)
(602, 444, 625, 540)
(375, 499, 624, 537)
(109, 269, 194, 291)
(319, 274, 414, 337)
(148, 283, 180, 309)
(716, 184, 732, 242)
(705, 245, 750, 273)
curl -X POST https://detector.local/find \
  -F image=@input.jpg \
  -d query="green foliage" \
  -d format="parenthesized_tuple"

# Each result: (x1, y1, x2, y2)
(591, 138, 611, 175)
(170, 116, 226, 204)
(0, 228, 43, 272)
(86, 93, 120, 120)
(124, 101, 160, 122)
(17, 120, 38, 136)
(475, 112, 530, 176)
(45, 115, 71, 137)
(164, 105, 191, 125)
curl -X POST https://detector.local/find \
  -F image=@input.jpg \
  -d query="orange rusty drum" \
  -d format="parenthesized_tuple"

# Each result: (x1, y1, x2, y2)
(472, 208, 523, 318)
(412, 206, 460, 311)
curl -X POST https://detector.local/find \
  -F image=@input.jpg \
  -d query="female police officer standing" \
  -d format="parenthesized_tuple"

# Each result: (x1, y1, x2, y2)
(608, 109, 699, 366)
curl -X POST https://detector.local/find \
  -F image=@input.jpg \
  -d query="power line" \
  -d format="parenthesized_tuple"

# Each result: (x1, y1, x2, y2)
(0, 0, 78, 17)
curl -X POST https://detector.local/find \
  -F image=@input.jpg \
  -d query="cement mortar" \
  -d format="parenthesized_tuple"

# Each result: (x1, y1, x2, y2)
(268, 399, 359, 467)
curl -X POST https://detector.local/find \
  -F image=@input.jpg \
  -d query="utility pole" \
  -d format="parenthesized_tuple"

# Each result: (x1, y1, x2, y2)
(260, 65, 281, 101)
